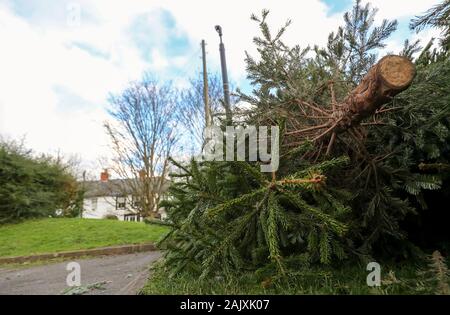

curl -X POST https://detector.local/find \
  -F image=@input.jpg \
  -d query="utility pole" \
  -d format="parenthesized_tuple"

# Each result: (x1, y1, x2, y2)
(201, 40, 212, 128)
(215, 25, 232, 123)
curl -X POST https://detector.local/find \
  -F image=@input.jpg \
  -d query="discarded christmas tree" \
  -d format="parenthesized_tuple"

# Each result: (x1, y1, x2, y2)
(158, 0, 450, 281)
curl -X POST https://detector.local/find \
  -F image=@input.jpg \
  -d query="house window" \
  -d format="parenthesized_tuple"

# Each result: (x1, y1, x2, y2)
(91, 198, 98, 211)
(132, 195, 141, 208)
(116, 196, 126, 209)
(124, 214, 141, 222)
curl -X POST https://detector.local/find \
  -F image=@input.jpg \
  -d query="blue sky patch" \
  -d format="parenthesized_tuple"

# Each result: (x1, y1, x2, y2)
(321, 0, 353, 15)
(8, 0, 98, 29)
(53, 85, 96, 114)
(129, 9, 191, 62)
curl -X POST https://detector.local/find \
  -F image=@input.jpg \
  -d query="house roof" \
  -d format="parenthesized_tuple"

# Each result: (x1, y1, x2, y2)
(81, 178, 170, 198)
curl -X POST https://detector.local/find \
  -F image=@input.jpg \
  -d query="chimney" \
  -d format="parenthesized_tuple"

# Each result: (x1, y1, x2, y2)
(100, 169, 109, 182)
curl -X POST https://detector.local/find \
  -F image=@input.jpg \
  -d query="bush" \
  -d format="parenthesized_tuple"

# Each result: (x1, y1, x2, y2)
(103, 214, 119, 220)
(144, 217, 172, 226)
(0, 139, 82, 223)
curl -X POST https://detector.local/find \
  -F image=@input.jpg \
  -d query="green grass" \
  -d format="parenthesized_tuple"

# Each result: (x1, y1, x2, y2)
(141, 260, 448, 295)
(0, 218, 169, 258)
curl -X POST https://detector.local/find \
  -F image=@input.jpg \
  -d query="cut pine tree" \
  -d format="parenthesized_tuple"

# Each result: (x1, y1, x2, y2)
(289, 55, 416, 154)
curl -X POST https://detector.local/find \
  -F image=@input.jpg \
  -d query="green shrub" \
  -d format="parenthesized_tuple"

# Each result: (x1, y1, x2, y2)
(103, 214, 119, 220)
(0, 140, 82, 223)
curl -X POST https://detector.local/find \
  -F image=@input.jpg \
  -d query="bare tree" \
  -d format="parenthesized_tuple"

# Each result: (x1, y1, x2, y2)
(176, 72, 226, 151)
(104, 76, 178, 218)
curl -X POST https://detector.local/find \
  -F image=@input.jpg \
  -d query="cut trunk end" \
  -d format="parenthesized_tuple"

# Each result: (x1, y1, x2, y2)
(378, 55, 416, 90)
(337, 55, 416, 131)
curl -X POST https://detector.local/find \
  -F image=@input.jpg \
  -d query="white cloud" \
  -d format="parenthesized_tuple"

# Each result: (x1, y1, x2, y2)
(0, 1, 148, 168)
(63, 0, 345, 81)
(362, 0, 440, 21)
(150, 49, 169, 70)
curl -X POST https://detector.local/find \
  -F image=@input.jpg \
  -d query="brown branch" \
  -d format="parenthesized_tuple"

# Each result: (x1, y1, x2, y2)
(375, 107, 402, 114)
(314, 141, 324, 162)
(329, 81, 337, 112)
(296, 99, 332, 117)
(312, 118, 342, 142)
(286, 122, 330, 136)
(325, 132, 336, 156)
(277, 175, 326, 186)
(306, 116, 331, 120)
(360, 122, 388, 126)
(418, 163, 450, 171)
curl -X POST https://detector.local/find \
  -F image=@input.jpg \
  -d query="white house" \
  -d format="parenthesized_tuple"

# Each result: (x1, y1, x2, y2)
(81, 171, 169, 222)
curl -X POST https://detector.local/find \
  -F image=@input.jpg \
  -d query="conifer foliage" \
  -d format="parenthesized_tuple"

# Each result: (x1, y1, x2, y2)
(160, 155, 351, 278)
(159, 0, 450, 278)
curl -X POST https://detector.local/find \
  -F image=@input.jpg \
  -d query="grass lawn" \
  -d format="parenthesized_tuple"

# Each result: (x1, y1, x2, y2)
(141, 260, 443, 295)
(0, 218, 169, 258)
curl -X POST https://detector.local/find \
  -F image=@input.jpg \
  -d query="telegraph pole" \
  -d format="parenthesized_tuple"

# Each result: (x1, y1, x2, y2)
(215, 25, 232, 123)
(201, 40, 212, 128)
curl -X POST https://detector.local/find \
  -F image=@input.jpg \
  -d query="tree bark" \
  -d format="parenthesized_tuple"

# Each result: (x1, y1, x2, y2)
(335, 55, 416, 133)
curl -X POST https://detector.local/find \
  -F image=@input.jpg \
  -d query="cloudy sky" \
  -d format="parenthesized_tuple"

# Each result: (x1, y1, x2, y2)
(0, 0, 441, 174)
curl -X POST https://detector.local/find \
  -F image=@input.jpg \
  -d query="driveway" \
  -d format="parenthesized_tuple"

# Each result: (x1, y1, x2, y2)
(0, 251, 161, 295)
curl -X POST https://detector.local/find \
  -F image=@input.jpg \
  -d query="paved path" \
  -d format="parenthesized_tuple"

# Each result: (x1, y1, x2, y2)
(0, 251, 161, 295)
